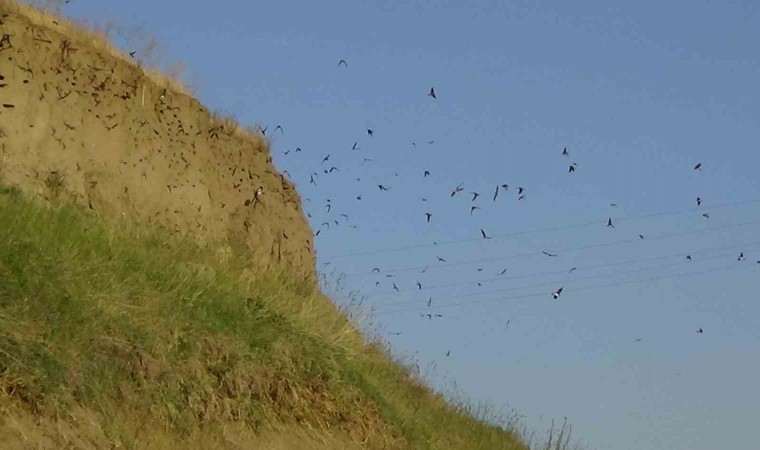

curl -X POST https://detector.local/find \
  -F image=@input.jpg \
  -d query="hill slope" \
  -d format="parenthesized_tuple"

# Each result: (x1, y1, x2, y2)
(0, 0, 316, 282)
(0, 1, 530, 449)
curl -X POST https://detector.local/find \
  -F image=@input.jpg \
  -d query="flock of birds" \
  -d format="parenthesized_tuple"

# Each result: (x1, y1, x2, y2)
(258, 59, 757, 341)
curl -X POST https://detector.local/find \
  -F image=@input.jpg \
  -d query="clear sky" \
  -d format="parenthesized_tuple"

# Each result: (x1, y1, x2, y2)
(56, 1, 760, 448)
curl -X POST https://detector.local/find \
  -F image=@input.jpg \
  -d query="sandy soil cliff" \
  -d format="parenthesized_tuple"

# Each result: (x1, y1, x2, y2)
(0, 5, 316, 282)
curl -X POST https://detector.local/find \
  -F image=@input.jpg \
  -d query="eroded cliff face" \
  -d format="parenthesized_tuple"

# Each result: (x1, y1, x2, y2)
(0, 5, 316, 282)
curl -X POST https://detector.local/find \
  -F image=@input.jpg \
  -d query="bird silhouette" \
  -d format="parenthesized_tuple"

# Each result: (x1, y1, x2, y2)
(517, 187, 525, 195)
(553, 287, 564, 299)
(428, 87, 437, 99)
(569, 163, 577, 173)
(424, 170, 431, 178)
(607, 218, 614, 228)
(437, 256, 447, 263)
(542, 251, 558, 257)
(451, 183, 464, 197)
(686, 255, 692, 261)
(372, 268, 381, 273)
(498, 268, 507, 275)
(480, 228, 491, 239)
(471, 192, 480, 201)
(470, 206, 481, 215)
(697, 328, 704, 333)
(562, 147, 569, 156)
(367, 129, 374, 136)
(393, 283, 400, 292)
(274, 125, 284, 134)
(425, 213, 432, 223)
(129, 51, 136, 58)
(492, 185, 499, 202)
(697, 197, 702, 206)
(321, 154, 331, 164)
(352, 141, 359, 150)
(639, 234, 645, 240)
(738, 252, 745, 261)
(694, 163, 702, 171)
(702, 213, 710, 218)
(417, 281, 423, 290)
(378, 184, 391, 191)
(338, 59, 348, 67)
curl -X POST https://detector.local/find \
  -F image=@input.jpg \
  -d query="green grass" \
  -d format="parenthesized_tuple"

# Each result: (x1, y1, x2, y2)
(0, 189, 530, 449)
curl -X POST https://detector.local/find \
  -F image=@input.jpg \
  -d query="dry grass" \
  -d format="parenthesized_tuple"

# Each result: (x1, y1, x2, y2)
(0, 189, 531, 449)
(0, 0, 189, 94)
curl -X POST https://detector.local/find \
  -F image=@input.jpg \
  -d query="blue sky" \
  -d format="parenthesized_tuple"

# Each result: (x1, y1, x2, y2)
(56, 1, 760, 448)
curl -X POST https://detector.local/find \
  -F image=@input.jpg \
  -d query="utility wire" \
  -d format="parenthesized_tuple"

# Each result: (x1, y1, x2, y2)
(376, 263, 758, 315)
(340, 217, 760, 276)
(323, 198, 760, 259)
(372, 240, 760, 294)
(371, 248, 754, 308)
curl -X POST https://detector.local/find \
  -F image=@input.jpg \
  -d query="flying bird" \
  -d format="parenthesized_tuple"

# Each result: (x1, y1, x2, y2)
(470, 206, 481, 215)
(702, 213, 710, 218)
(498, 268, 507, 276)
(562, 147, 569, 156)
(552, 287, 564, 300)
(738, 252, 745, 261)
(372, 268, 381, 273)
(694, 163, 702, 171)
(425, 213, 432, 223)
(424, 170, 431, 178)
(569, 163, 577, 173)
(338, 59, 348, 67)
(362, 158, 373, 165)
(607, 218, 614, 228)
(129, 51, 136, 58)
(696, 328, 704, 334)
(378, 184, 391, 191)
(517, 187, 525, 195)
(686, 255, 692, 261)
(428, 87, 437, 99)
(697, 197, 702, 206)
(352, 141, 359, 150)
(437, 256, 447, 263)
(639, 234, 645, 240)
(274, 125, 284, 134)
(492, 185, 499, 202)
(321, 154, 331, 164)
(480, 229, 491, 239)
(393, 283, 400, 292)
(416, 281, 423, 290)
(367, 129, 374, 136)
(450, 183, 464, 197)
(542, 251, 558, 257)
(569, 267, 577, 274)
(471, 192, 480, 201)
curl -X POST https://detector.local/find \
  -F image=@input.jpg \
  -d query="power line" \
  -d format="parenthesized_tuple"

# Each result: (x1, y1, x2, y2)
(322, 198, 760, 259)
(372, 240, 760, 294)
(370, 248, 754, 308)
(340, 217, 760, 276)
(376, 263, 758, 315)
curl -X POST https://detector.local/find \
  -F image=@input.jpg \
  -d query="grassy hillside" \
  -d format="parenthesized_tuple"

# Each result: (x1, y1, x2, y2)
(0, 188, 530, 449)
